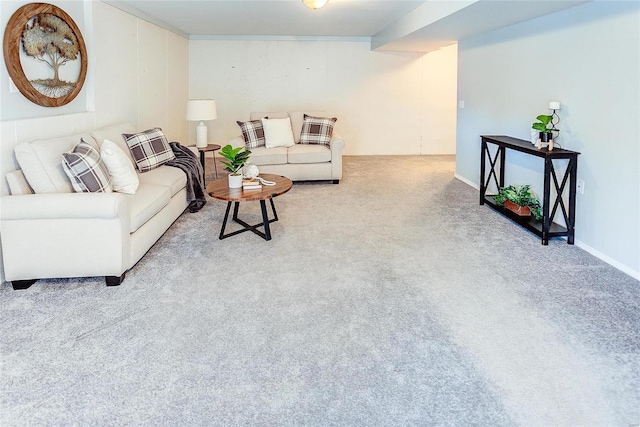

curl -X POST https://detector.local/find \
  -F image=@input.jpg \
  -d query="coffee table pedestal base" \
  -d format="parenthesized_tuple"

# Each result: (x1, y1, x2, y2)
(219, 199, 278, 241)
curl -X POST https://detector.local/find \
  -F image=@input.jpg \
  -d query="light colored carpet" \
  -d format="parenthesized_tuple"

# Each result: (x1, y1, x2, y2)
(1, 155, 638, 426)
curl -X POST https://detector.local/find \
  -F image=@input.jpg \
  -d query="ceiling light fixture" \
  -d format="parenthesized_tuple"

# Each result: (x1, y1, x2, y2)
(302, 0, 328, 9)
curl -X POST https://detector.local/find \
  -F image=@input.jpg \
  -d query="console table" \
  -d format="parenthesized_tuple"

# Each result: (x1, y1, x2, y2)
(480, 135, 580, 245)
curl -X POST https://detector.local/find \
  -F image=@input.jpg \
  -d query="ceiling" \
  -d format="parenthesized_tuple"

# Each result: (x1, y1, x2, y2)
(104, 0, 591, 52)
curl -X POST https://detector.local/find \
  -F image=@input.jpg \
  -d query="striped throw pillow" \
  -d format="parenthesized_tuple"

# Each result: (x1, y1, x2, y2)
(61, 139, 112, 193)
(237, 119, 266, 149)
(299, 114, 337, 147)
(123, 128, 175, 172)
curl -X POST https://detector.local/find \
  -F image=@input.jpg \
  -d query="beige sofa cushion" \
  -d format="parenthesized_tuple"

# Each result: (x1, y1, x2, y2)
(14, 133, 95, 194)
(249, 146, 288, 166)
(90, 123, 137, 166)
(137, 165, 186, 197)
(287, 144, 331, 164)
(125, 184, 171, 233)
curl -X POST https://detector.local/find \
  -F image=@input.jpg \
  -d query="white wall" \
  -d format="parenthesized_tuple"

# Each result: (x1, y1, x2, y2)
(0, 0, 189, 282)
(189, 40, 457, 155)
(456, 2, 640, 278)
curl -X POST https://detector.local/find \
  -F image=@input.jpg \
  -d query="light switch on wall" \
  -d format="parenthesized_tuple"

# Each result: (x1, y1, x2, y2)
(458, 100, 465, 109)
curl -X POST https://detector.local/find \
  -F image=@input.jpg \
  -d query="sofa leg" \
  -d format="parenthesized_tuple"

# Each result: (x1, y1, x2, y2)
(106, 273, 126, 287)
(332, 179, 339, 184)
(11, 279, 37, 290)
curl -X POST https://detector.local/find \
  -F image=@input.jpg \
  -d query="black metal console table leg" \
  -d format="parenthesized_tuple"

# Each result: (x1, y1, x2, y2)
(547, 157, 578, 245)
(480, 141, 504, 205)
(480, 139, 486, 204)
(567, 158, 578, 244)
(542, 158, 552, 245)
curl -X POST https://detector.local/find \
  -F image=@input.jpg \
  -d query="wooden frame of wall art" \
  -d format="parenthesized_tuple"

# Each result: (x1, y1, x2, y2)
(3, 2, 87, 107)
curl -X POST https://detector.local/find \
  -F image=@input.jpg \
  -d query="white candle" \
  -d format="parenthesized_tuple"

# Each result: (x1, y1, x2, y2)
(549, 101, 561, 110)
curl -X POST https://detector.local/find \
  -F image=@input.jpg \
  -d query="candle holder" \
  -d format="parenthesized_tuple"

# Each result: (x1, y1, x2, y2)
(549, 101, 561, 148)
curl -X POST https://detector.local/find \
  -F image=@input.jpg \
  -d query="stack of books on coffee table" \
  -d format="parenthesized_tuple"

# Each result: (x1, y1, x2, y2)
(242, 179, 262, 190)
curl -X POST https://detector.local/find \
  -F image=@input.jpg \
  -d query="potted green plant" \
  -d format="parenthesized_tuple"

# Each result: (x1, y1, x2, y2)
(532, 114, 554, 143)
(493, 184, 543, 220)
(219, 144, 251, 188)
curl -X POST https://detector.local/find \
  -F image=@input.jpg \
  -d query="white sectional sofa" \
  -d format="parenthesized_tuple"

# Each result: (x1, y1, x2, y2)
(230, 111, 345, 183)
(1, 123, 189, 290)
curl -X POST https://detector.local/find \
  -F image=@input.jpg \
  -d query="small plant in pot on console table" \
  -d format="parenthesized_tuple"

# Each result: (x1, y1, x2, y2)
(219, 144, 251, 188)
(494, 185, 543, 221)
(532, 114, 557, 149)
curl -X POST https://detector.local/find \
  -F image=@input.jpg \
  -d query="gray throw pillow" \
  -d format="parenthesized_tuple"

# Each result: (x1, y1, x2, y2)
(123, 127, 175, 172)
(298, 114, 337, 147)
(61, 139, 112, 193)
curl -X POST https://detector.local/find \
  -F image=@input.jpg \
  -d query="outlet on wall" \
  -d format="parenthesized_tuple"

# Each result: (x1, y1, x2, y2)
(577, 179, 585, 194)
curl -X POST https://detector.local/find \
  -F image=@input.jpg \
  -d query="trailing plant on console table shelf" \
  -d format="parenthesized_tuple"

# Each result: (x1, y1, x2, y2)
(494, 185, 543, 221)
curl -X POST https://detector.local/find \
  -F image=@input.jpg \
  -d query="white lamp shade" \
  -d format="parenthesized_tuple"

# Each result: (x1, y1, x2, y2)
(549, 101, 561, 110)
(302, 0, 328, 9)
(186, 99, 217, 121)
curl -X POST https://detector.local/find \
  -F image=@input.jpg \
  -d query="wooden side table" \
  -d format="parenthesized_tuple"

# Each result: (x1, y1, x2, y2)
(197, 144, 221, 186)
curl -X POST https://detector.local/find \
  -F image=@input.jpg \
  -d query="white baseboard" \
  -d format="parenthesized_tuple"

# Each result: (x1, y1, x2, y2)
(574, 239, 640, 281)
(455, 172, 640, 282)
(454, 173, 479, 190)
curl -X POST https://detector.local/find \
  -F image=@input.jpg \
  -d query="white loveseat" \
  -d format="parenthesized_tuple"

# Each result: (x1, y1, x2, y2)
(1, 123, 189, 290)
(230, 111, 345, 183)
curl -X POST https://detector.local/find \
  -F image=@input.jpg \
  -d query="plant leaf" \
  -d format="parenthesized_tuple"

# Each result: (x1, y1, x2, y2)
(536, 115, 552, 125)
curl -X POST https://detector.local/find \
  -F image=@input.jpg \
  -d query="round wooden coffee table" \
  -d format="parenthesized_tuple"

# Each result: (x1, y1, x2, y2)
(206, 174, 293, 241)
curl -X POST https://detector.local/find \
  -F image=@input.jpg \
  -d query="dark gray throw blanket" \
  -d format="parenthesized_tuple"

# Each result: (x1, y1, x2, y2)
(167, 142, 206, 213)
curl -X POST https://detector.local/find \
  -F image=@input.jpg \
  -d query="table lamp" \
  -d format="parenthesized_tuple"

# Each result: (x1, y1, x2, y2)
(187, 99, 217, 148)
(303, 0, 328, 9)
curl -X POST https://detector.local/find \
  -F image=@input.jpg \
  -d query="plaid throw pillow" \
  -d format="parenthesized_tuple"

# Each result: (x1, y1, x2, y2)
(122, 128, 175, 172)
(237, 119, 266, 149)
(61, 139, 112, 193)
(299, 114, 337, 147)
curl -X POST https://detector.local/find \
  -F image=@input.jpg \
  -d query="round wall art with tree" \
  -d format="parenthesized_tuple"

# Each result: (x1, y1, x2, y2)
(3, 3, 87, 107)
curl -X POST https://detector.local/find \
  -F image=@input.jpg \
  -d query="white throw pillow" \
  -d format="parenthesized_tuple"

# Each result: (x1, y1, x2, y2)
(100, 139, 139, 194)
(262, 117, 295, 149)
